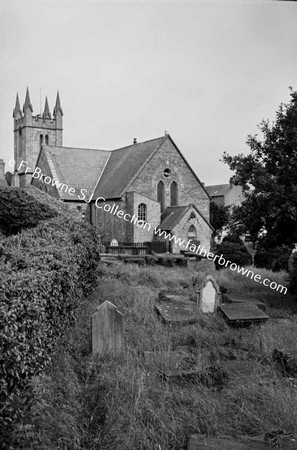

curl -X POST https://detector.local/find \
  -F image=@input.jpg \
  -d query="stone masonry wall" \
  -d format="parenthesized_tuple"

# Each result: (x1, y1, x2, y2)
(92, 198, 130, 243)
(171, 207, 212, 254)
(128, 137, 210, 221)
(31, 150, 60, 198)
(128, 191, 161, 243)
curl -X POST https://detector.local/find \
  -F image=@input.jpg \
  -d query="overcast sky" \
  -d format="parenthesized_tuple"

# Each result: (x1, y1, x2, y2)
(0, 0, 296, 185)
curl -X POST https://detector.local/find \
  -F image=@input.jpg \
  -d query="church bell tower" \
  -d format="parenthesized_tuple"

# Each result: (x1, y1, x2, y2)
(12, 88, 63, 187)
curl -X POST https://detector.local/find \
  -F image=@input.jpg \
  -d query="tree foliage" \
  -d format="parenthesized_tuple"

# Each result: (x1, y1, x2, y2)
(209, 201, 229, 234)
(222, 89, 297, 248)
(0, 215, 100, 433)
(0, 187, 57, 235)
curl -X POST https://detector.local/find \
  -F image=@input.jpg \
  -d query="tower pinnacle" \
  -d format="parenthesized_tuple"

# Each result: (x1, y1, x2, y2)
(23, 87, 33, 113)
(13, 93, 22, 118)
(43, 97, 51, 119)
(53, 91, 63, 117)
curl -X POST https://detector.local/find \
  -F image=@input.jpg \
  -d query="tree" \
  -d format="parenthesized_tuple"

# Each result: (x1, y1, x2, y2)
(222, 88, 297, 248)
(209, 201, 229, 236)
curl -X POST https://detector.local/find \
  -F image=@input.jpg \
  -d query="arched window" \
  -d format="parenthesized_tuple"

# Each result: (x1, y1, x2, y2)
(138, 203, 147, 222)
(170, 181, 178, 206)
(157, 180, 165, 212)
(40, 134, 43, 149)
(45, 134, 49, 145)
(187, 225, 197, 242)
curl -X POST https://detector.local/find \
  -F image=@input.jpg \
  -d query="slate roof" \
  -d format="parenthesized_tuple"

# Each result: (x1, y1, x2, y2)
(159, 206, 190, 231)
(159, 204, 213, 231)
(93, 136, 167, 199)
(36, 134, 210, 203)
(205, 184, 231, 197)
(41, 146, 110, 201)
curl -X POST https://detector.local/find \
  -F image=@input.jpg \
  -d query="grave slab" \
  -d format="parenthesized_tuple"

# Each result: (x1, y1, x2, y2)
(91, 301, 124, 356)
(218, 303, 269, 327)
(155, 303, 200, 324)
(187, 435, 297, 449)
(223, 294, 266, 311)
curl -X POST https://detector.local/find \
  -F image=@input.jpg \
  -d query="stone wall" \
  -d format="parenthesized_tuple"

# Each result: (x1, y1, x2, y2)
(171, 206, 212, 253)
(31, 150, 60, 199)
(127, 191, 161, 243)
(91, 197, 130, 243)
(128, 137, 210, 221)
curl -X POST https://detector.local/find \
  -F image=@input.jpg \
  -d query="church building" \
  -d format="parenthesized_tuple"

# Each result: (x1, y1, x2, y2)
(12, 88, 213, 253)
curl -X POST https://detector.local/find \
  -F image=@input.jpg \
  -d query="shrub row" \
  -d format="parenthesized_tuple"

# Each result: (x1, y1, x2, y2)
(254, 244, 292, 272)
(214, 241, 252, 270)
(0, 216, 100, 431)
(0, 187, 57, 235)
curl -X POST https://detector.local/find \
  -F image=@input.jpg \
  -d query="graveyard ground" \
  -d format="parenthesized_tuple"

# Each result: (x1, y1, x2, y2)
(14, 259, 297, 449)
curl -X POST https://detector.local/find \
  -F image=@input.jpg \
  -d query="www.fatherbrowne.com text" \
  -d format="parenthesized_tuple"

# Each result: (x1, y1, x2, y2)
(17, 160, 287, 295)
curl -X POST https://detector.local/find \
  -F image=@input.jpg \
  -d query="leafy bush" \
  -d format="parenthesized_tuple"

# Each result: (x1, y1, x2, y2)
(222, 234, 244, 245)
(215, 241, 252, 270)
(254, 244, 291, 272)
(0, 215, 99, 433)
(0, 187, 57, 235)
(288, 252, 297, 295)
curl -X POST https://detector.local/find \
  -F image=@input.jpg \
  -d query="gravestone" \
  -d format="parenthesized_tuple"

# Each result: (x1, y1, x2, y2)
(218, 303, 269, 327)
(186, 435, 297, 449)
(197, 275, 221, 313)
(91, 301, 124, 356)
(223, 294, 266, 311)
(155, 303, 199, 325)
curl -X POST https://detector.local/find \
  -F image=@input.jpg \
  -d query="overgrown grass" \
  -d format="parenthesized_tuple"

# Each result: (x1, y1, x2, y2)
(9, 261, 297, 449)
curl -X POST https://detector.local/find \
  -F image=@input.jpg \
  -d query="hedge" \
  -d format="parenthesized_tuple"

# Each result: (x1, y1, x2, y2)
(0, 187, 58, 235)
(254, 244, 291, 272)
(214, 241, 252, 270)
(0, 215, 100, 432)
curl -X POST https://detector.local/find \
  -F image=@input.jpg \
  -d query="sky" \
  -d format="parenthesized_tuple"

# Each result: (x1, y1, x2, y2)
(0, 0, 297, 185)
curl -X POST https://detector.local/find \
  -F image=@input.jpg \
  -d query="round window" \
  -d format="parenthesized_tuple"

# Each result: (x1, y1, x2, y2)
(163, 168, 171, 178)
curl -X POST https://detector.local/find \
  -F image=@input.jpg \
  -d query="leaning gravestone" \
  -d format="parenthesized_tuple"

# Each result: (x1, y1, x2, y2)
(197, 275, 221, 313)
(91, 301, 124, 356)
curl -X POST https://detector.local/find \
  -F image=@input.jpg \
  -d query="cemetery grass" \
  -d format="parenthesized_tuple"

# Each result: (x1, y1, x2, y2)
(14, 260, 297, 449)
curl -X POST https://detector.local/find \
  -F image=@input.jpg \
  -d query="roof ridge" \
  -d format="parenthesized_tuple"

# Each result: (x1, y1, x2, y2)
(45, 145, 110, 152)
(111, 135, 166, 153)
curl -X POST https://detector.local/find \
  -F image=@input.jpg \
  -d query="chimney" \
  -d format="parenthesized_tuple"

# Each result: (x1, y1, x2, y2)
(133, 138, 137, 144)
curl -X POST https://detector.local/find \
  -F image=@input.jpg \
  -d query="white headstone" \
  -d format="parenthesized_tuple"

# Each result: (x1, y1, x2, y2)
(197, 275, 221, 313)
(201, 280, 216, 313)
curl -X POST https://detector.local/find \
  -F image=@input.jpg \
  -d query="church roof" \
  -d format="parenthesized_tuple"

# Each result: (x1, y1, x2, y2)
(205, 184, 231, 197)
(159, 206, 190, 231)
(93, 136, 167, 199)
(159, 204, 213, 231)
(36, 134, 210, 203)
(41, 146, 110, 201)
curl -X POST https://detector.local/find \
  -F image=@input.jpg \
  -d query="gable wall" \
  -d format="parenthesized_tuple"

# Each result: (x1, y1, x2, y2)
(31, 150, 59, 198)
(128, 138, 210, 221)
(171, 207, 212, 253)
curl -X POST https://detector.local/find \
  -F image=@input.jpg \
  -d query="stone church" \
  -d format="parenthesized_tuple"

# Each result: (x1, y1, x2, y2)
(12, 88, 213, 252)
